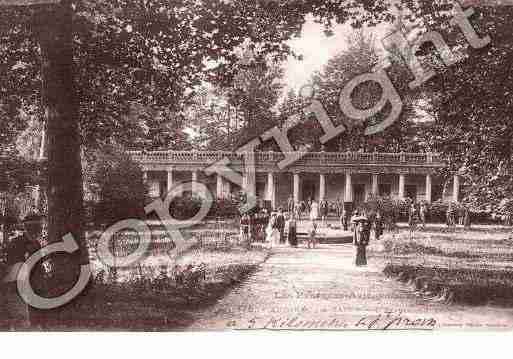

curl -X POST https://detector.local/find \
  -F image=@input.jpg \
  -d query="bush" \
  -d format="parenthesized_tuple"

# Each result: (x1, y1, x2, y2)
(90, 148, 147, 226)
(427, 200, 449, 223)
(361, 196, 494, 224)
(362, 195, 412, 223)
(167, 195, 203, 220)
(161, 196, 239, 221)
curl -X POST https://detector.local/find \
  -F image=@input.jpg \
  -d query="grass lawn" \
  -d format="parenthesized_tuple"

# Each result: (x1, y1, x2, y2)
(2, 227, 269, 331)
(369, 226, 513, 306)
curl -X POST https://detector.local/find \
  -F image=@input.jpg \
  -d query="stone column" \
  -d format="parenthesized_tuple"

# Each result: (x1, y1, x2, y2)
(151, 179, 160, 198)
(372, 174, 379, 196)
(426, 174, 432, 203)
(319, 173, 326, 201)
(242, 171, 256, 199)
(142, 171, 148, 184)
(398, 174, 406, 200)
(267, 172, 276, 210)
(293, 173, 300, 203)
(167, 168, 174, 193)
(453, 174, 460, 202)
(216, 174, 224, 199)
(344, 172, 352, 202)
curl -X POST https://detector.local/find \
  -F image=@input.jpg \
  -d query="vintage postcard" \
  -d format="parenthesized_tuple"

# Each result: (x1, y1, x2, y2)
(1, 0, 513, 333)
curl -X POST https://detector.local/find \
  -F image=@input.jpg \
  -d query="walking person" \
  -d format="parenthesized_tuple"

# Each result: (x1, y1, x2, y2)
(4, 214, 45, 328)
(299, 200, 306, 220)
(286, 215, 298, 247)
(310, 199, 319, 221)
(351, 211, 370, 266)
(307, 220, 318, 249)
(446, 203, 456, 230)
(341, 207, 349, 231)
(408, 203, 418, 237)
(240, 214, 251, 245)
(458, 205, 465, 226)
(419, 202, 428, 229)
(266, 213, 280, 248)
(374, 212, 384, 241)
(276, 208, 286, 244)
(253, 212, 261, 242)
(336, 197, 343, 219)
(320, 199, 328, 227)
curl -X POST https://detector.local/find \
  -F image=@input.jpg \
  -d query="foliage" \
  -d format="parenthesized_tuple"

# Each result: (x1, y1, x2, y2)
(183, 85, 242, 150)
(276, 87, 322, 151)
(361, 196, 495, 224)
(0, 1, 392, 152)
(0, 104, 40, 194)
(310, 29, 423, 152)
(0, 194, 21, 227)
(0, 156, 38, 194)
(165, 195, 240, 221)
(362, 195, 412, 222)
(228, 57, 284, 149)
(395, 4, 513, 212)
(90, 147, 147, 225)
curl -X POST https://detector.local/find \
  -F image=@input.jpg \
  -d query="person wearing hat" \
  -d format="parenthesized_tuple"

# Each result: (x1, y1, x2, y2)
(351, 210, 371, 266)
(2, 213, 44, 328)
(340, 206, 349, 231)
(374, 211, 384, 241)
(276, 207, 286, 244)
(286, 214, 298, 247)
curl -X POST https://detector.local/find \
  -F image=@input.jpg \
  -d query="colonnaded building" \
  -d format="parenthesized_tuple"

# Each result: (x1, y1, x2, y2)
(130, 151, 461, 210)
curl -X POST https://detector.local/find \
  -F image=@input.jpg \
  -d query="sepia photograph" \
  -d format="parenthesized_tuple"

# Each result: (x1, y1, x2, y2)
(1, 0, 513, 337)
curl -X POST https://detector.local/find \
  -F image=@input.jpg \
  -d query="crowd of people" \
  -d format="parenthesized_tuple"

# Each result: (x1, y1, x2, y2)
(406, 201, 472, 232)
(239, 198, 387, 267)
(287, 197, 346, 223)
(240, 208, 297, 248)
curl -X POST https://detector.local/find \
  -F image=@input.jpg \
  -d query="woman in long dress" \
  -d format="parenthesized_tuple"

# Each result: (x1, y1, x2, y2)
(320, 200, 328, 226)
(310, 200, 319, 221)
(266, 213, 280, 247)
(286, 216, 298, 247)
(351, 212, 370, 266)
(240, 214, 251, 245)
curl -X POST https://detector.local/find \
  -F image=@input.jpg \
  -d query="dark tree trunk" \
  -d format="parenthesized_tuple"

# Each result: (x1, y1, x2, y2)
(35, 1, 89, 272)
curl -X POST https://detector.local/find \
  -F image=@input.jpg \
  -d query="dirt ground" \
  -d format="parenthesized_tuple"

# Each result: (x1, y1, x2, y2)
(185, 233, 513, 331)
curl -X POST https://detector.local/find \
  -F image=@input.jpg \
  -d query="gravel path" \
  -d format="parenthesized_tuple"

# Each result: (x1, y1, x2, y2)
(186, 243, 513, 331)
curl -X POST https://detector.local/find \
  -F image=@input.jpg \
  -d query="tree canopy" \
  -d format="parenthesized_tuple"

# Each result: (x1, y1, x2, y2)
(417, 5, 513, 211)
(0, 0, 392, 151)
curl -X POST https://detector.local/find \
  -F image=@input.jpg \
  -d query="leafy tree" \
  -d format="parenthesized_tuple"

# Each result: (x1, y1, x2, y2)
(224, 54, 285, 150)
(2, 1, 391, 150)
(412, 5, 513, 211)
(0, 0, 396, 319)
(90, 146, 147, 225)
(311, 30, 421, 152)
(184, 85, 241, 150)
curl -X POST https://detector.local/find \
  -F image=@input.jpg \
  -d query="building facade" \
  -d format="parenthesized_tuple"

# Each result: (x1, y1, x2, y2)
(130, 151, 460, 210)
